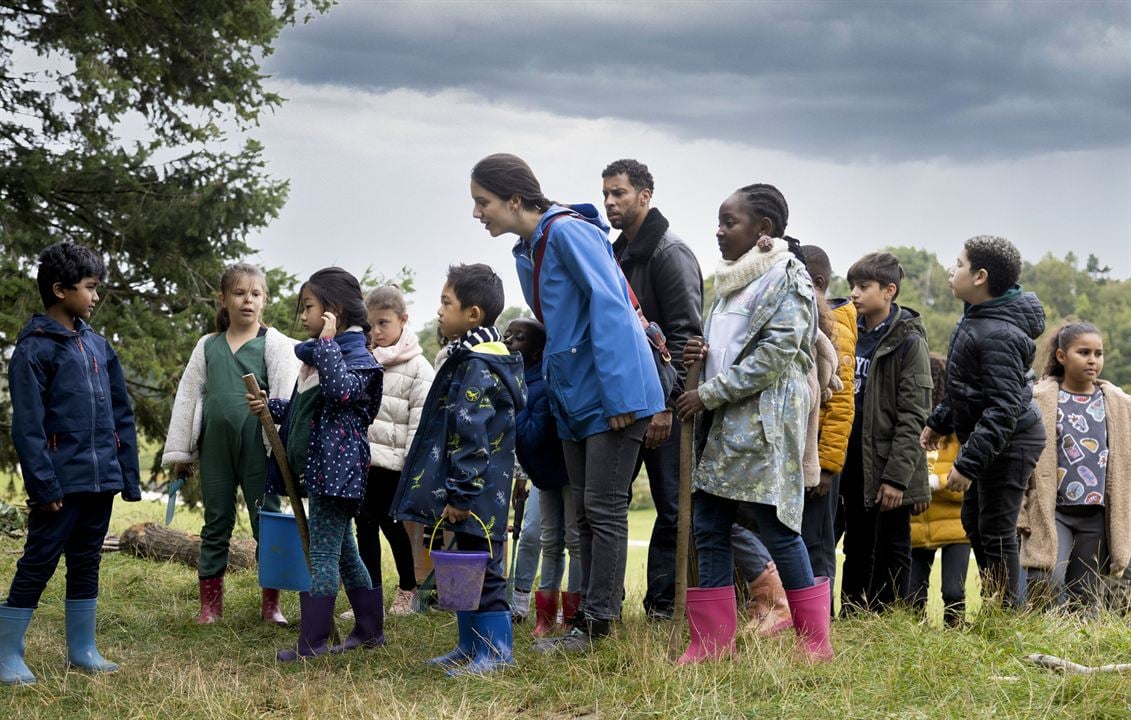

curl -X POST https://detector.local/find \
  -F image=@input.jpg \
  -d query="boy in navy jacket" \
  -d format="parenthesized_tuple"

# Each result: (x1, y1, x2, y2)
(1, 242, 140, 686)
(394, 264, 526, 676)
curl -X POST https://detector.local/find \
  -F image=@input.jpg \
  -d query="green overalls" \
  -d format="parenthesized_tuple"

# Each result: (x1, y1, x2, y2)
(197, 332, 282, 578)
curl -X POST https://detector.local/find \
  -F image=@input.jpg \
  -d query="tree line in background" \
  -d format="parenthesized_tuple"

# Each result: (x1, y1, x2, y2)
(1, 2, 1127, 485)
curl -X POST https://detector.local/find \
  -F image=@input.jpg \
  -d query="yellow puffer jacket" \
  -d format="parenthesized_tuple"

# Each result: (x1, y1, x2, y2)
(910, 435, 967, 549)
(817, 300, 857, 474)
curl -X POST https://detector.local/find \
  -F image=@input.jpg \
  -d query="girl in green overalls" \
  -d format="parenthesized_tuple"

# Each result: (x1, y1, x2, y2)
(162, 263, 300, 625)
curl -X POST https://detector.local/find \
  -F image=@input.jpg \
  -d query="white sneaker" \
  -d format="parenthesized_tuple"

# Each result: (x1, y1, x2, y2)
(339, 609, 355, 620)
(511, 589, 531, 622)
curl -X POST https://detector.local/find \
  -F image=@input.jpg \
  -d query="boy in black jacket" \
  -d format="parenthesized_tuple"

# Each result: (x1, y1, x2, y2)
(2, 242, 141, 686)
(921, 235, 1045, 609)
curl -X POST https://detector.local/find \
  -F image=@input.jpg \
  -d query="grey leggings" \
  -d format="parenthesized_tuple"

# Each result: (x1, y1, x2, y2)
(1027, 506, 1108, 609)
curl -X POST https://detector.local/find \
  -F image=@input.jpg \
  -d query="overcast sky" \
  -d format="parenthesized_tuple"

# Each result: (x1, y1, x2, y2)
(247, 0, 1131, 319)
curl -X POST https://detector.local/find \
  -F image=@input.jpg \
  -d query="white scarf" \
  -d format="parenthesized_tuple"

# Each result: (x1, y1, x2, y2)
(714, 237, 791, 297)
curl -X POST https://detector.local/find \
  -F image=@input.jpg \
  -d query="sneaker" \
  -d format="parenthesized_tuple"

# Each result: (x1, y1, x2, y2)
(532, 616, 609, 654)
(389, 588, 416, 616)
(339, 609, 355, 621)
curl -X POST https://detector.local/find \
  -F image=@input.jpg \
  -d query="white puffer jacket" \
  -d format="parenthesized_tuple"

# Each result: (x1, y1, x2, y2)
(161, 327, 300, 466)
(368, 328, 435, 471)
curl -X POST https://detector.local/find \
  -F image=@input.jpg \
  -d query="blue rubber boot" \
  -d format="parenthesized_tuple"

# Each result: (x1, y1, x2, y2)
(277, 593, 336, 662)
(0, 603, 36, 685)
(426, 610, 475, 669)
(64, 598, 119, 674)
(446, 611, 514, 677)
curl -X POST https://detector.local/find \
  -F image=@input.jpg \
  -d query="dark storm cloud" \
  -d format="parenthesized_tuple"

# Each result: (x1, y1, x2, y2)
(266, 1, 1131, 161)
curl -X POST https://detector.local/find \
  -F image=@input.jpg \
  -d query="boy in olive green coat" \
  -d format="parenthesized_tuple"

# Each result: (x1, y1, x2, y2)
(840, 252, 933, 614)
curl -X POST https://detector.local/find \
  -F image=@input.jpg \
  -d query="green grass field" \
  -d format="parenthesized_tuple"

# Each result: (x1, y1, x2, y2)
(2, 489, 1129, 718)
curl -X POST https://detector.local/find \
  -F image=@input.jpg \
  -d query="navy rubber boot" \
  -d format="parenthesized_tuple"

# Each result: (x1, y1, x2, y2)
(64, 598, 119, 674)
(330, 585, 385, 653)
(426, 610, 475, 669)
(277, 593, 336, 662)
(446, 611, 515, 677)
(0, 603, 36, 685)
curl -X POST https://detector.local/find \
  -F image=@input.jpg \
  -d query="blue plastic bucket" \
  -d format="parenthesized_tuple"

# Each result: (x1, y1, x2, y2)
(258, 511, 311, 592)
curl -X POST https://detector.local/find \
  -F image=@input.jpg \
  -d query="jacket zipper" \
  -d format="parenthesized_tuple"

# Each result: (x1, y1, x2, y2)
(76, 335, 101, 493)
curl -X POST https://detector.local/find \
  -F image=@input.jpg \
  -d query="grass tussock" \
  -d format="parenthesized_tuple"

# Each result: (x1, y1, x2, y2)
(1, 498, 1129, 719)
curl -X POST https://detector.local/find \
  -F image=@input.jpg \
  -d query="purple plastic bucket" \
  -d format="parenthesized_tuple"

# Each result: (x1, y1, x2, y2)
(431, 550, 489, 610)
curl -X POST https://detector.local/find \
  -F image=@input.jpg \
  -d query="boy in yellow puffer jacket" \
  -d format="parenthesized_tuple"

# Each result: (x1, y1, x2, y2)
(908, 353, 971, 626)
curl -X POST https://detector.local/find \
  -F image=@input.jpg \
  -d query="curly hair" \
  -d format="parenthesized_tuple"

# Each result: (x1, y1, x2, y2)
(601, 159, 654, 193)
(36, 241, 106, 309)
(964, 235, 1022, 297)
(928, 352, 948, 408)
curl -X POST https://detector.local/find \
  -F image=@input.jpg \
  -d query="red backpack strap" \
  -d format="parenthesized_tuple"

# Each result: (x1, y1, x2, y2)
(531, 212, 577, 323)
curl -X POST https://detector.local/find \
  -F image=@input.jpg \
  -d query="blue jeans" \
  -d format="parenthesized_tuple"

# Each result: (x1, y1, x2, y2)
(538, 485, 581, 592)
(629, 416, 682, 615)
(513, 485, 542, 593)
(731, 524, 771, 581)
(6, 492, 114, 608)
(562, 418, 649, 621)
(693, 490, 814, 590)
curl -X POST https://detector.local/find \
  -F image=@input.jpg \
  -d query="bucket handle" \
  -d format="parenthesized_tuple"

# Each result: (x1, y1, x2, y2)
(428, 511, 493, 559)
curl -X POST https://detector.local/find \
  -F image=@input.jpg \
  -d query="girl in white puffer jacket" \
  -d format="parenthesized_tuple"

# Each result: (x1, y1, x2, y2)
(353, 285, 435, 616)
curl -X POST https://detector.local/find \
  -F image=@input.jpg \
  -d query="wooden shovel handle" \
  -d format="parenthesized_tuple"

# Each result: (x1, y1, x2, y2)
(668, 359, 701, 660)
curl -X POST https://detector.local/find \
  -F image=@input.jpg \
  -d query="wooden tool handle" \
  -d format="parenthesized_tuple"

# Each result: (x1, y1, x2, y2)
(242, 374, 311, 566)
(668, 358, 701, 660)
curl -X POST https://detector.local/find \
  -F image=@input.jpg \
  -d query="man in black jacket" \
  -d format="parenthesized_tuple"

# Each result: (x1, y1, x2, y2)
(602, 159, 703, 619)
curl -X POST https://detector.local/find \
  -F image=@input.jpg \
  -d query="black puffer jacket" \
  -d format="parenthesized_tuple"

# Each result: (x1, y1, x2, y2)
(927, 287, 1045, 481)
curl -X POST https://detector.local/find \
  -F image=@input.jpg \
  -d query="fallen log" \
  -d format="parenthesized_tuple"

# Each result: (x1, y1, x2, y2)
(118, 522, 258, 571)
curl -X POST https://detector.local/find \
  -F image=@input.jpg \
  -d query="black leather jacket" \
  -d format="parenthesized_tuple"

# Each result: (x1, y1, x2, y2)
(612, 208, 704, 408)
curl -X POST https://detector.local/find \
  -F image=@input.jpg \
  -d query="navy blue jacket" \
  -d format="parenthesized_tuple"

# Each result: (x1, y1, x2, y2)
(394, 338, 525, 541)
(267, 331, 383, 501)
(515, 359, 569, 491)
(9, 315, 141, 504)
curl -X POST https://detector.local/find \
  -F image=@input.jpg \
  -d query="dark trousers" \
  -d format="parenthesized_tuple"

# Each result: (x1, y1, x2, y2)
(909, 543, 971, 623)
(629, 416, 681, 616)
(801, 473, 841, 580)
(6, 492, 114, 608)
(454, 532, 507, 612)
(839, 446, 912, 613)
(356, 467, 417, 591)
(1027, 506, 1108, 609)
(694, 490, 814, 591)
(961, 434, 1043, 609)
(562, 419, 649, 622)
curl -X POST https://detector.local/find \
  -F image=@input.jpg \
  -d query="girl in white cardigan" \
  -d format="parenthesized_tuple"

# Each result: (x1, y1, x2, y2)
(161, 263, 299, 625)
(352, 285, 434, 615)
